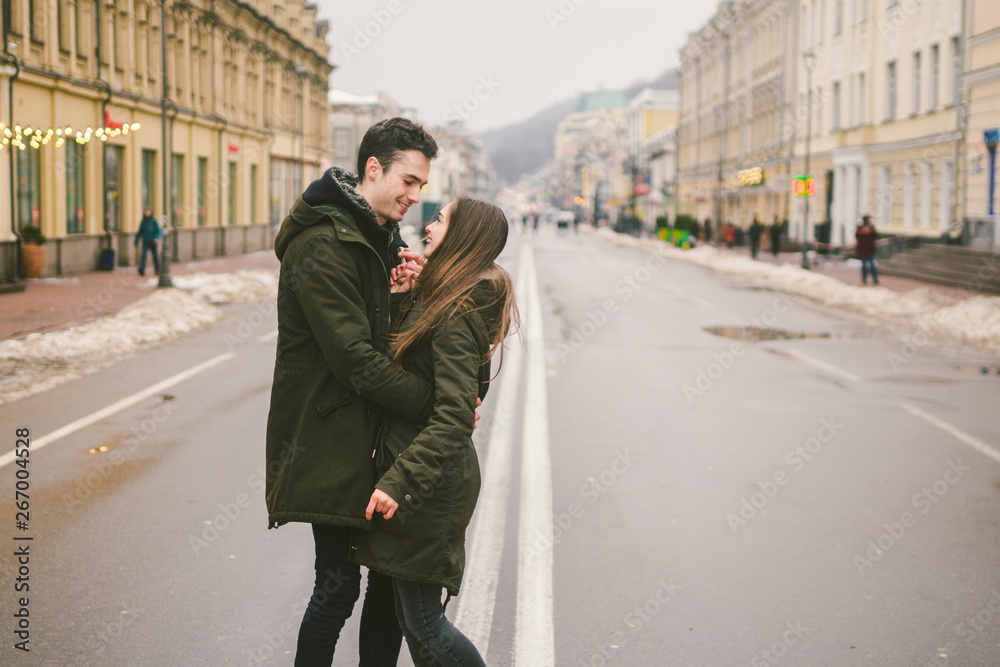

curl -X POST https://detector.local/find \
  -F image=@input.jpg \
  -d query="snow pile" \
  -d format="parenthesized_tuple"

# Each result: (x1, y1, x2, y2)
(0, 289, 224, 405)
(155, 269, 279, 303)
(589, 228, 1000, 356)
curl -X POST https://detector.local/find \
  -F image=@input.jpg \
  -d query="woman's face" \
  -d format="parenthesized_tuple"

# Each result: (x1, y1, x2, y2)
(424, 201, 454, 258)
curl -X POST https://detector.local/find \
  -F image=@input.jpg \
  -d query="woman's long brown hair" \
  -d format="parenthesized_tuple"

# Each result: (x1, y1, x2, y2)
(391, 197, 520, 373)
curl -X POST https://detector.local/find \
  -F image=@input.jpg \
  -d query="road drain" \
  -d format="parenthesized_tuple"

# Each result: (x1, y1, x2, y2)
(703, 325, 831, 343)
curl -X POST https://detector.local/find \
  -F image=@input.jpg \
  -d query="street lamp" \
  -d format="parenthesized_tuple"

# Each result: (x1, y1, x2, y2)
(801, 50, 817, 270)
(158, 0, 173, 288)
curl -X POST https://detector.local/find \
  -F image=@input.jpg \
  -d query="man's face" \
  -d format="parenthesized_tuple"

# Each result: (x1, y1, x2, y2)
(363, 150, 430, 224)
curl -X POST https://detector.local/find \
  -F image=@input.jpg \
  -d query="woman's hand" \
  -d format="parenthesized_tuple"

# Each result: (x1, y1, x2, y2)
(390, 249, 425, 293)
(366, 489, 399, 520)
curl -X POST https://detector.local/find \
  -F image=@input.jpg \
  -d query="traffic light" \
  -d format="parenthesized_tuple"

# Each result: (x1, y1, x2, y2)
(793, 175, 815, 197)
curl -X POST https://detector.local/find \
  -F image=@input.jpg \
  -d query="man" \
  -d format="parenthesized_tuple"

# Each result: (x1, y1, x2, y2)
(748, 215, 766, 259)
(265, 117, 439, 666)
(769, 216, 783, 258)
(134, 208, 160, 276)
(855, 214, 879, 285)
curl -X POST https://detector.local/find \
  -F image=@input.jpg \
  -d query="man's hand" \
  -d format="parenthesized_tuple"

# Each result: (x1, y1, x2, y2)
(365, 489, 399, 520)
(474, 397, 482, 430)
(390, 250, 425, 293)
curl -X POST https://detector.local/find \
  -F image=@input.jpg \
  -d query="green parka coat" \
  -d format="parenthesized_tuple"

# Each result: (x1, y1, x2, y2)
(265, 167, 434, 531)
(353, 281, 504, 596)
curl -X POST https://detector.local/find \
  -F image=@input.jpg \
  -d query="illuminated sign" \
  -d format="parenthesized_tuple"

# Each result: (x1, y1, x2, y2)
(793, 175, 815, 197)
(738, 167, 764, 187)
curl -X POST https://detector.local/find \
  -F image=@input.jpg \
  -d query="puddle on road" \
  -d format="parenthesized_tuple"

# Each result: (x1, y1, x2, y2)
(703, 325, 830, 343)
(953, 364, 1000, 376)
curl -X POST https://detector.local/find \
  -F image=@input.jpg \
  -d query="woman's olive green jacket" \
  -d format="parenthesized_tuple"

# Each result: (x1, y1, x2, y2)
(353, 282, 503, 596)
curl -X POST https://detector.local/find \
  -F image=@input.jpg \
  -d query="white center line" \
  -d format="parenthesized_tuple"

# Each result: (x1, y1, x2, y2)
(900, 402, 1000, 466)
(786, 348, 861, 382)
(0, 352, 237, 469)
(257, 330, 279, 343)
(453, 244, 529, 658)
(513, 241, 555, 667)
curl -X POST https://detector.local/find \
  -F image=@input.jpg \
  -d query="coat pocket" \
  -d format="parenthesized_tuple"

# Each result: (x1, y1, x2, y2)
(313, 383, 356, 417)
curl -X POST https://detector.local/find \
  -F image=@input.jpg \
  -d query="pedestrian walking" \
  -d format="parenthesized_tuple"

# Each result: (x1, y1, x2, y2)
(748, 215, 765, 259)
(133, 208, 160, 276)
(723, 220, 736, 249)
(855, 214, 879, 285)
(703, 219, 713, 245)
(769, 216, 783, 257)
(355, 196, 519, 667)
(265, 117, 446, 667)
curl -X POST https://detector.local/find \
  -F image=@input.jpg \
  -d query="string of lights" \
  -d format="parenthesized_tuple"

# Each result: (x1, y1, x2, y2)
(0, 121, 142, 151)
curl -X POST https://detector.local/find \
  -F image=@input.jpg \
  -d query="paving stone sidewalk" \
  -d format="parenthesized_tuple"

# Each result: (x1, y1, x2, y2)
(0, 251, 279, 342)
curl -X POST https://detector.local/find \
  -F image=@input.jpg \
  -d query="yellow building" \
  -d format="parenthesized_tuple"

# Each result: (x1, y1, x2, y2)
(678, 0, 966, 248)
(0, 0, 331, 279)
(964, 0, 1000, 245)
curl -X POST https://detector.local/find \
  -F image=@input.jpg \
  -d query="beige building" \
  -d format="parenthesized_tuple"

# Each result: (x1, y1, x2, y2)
(627, 88, 678, 228)
(678, 0, 966, 248)
(963, 0, 1000, 245)
(0, 0, 332, 279)
(329, 89, 404, 172)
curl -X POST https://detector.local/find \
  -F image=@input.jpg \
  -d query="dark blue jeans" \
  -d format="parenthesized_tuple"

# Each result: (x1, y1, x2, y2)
(860, 255, 878, 284)
(392, 578, 486, 667)
(138, 241, 159, 275)
(294, 524, 402, 667)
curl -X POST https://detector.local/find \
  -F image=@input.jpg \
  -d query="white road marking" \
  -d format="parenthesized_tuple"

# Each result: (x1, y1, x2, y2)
(454, 244, 529, 658)
(0, 352, 237, 469)
(257, 330, 279, 342)
(900, 402, 1000, 466)
(786, 348, 861, 382)
(513, 242, 555, 667)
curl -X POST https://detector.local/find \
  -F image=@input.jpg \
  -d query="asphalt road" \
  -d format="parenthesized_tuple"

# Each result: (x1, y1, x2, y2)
(1, 223, 998, 666)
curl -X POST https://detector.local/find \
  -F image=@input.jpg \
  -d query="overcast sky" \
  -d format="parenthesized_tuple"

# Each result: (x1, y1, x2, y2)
(313, 0, 719, 133)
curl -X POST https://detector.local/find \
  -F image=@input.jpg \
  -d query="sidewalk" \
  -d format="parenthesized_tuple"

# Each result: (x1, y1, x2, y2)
(0, 251, 279, 342)
(715, 243, 983, 300)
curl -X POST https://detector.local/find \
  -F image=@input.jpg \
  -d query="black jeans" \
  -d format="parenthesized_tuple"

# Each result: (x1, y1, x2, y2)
(392, 578, 486, 667)
(294, 524, 402, 667)
(138, 241, 159, 274)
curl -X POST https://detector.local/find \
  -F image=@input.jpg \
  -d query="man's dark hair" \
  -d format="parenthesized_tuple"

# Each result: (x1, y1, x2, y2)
(356, 117, 439, 184)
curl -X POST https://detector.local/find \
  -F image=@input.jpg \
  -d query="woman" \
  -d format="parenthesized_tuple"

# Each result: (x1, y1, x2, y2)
(353, 197, 519, 667)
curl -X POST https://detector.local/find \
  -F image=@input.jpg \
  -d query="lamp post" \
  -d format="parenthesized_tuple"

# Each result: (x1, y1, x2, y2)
(801, 50, 817, 270)
(158, 0, 172, 287)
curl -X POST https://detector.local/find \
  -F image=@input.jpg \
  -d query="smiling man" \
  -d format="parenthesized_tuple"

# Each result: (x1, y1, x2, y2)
(265, 118, 439, 666)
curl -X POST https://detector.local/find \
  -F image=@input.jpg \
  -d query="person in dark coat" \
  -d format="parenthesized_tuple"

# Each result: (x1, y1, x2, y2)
(748, 215, 766, 259)
(356, 197, 519, 667)
(265, 117, 443, 667)
(133, 208, 160, 276)
(855, 214, 879, 284)
(769, 216, 783, 257)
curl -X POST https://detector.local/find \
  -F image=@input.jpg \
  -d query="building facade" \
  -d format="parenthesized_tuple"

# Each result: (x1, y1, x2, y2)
(627, 88, 678, 229)
(677, 0, 967, 248)
(328, 89, 404, 172)
(963, 0, 1000, 245)
(0, 0, 332, 279)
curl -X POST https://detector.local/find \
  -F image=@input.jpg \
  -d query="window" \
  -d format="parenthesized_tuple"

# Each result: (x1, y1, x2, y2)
(886, 60, 897, 120)
(228, 161, 238, 225)
(877, 164, 893, 227)
(142, 149, 157, 212)
(197, 157, 208, 227)
(835, 0, 843, 35)
(939, 160, 953, 227)
(75, 0, 87, 58)
(920, 162, 932, 229)
(104, 145, 124, 232)
(858, 72, 866, 124)
(250, 164, 258, 222)
(58, 0, 70, 52)
(903, 163, 915, 227)
(832, 81, 841, 129)
(16, 149, 41, 229)
(66, 142, 86, 234)
(930, 44, 940, 110)
(29, 0, 46, 42)
(948, 36, 959, 106)
(912, 51, 922, 114)
(10, 0, 22, 36)
(171, 154, 184, 226)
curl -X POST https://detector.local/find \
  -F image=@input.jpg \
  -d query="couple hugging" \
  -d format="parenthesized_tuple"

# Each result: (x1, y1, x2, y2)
(265, 117, 518, 667)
